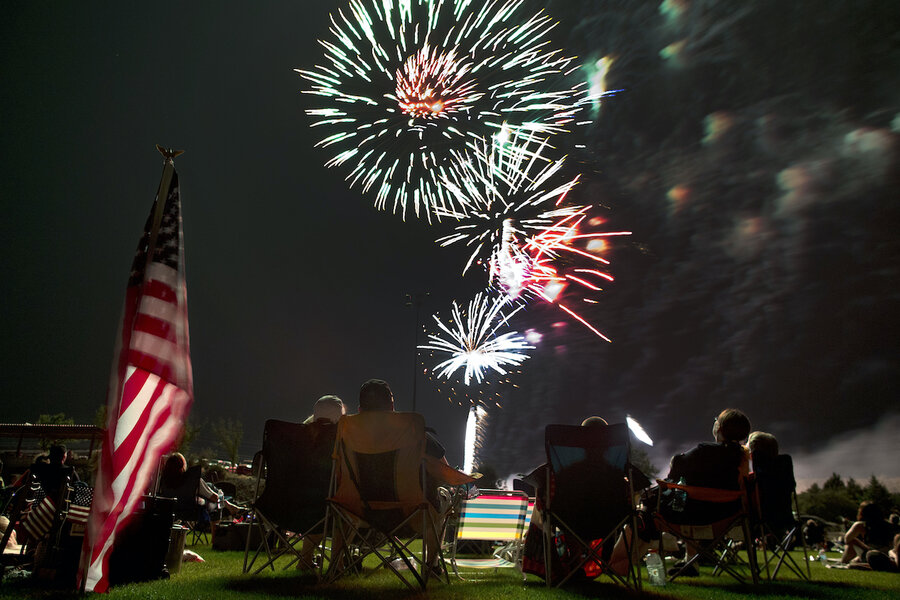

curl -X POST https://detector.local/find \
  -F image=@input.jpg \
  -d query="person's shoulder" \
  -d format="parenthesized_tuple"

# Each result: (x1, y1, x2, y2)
(683, 442, 722, 457)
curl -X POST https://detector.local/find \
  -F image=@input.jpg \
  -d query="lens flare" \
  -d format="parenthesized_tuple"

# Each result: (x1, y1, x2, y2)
(626, 415, 654, 446)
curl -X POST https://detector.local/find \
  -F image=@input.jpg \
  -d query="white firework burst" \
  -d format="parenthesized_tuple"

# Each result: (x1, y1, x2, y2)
(437, 128, 585, 279)
(298, 0, 600, 221)
(420, 292, 532, 385)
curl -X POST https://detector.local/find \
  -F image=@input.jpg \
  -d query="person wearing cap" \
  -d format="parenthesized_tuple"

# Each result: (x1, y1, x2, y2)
(303, 395, 346, 425)
(293, 395, 344, 569)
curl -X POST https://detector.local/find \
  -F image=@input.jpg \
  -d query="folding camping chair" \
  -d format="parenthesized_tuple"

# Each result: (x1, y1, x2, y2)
(324, 411, 449, 590)
(653, 477, 760, 584)
(2, 469, 75, 573)
(1, 475, 42, 570)
(444, 489, 528, 579)
(752, 454, 809, 581)
(541, 423, 641, 589)
(243, 419, 336, 575)
(511, 479, 536, 541)
(158, 464, 208, 545)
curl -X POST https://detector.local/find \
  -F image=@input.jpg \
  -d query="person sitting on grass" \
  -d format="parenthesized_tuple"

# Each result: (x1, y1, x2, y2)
(842, 501, 900, 572)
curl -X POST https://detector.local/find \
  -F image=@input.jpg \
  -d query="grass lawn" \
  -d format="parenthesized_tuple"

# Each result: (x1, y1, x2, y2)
(2, 543, 898, 600)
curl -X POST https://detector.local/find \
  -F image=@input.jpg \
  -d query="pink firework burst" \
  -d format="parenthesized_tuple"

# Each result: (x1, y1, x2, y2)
(396, 45, 480, 119)
(498, 208, 631, 342)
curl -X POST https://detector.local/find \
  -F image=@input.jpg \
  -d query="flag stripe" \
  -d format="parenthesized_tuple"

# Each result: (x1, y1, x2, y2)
(144, 262, 179, 292)
(127, 350, 176, 383)
(135, 295, 179, 325)
(130, 331, 179, 368)
(116, 366, 152, 421)
(114, 369, 164, 453)
(134, 313, 176, 342)
(143, 277, 177, 303)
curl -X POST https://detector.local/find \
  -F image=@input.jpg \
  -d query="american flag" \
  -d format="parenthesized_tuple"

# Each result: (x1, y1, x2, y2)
(79, 151, 194, 593)
(20, 490, 56, 541)
(67, 483, 93, 526)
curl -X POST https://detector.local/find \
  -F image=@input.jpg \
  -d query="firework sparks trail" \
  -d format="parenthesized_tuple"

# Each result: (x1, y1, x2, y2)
(479, 208, 630, 341)
(419, 292, 532, 386)
(298, 0, 603, 221)
(463, 405, 488, 474)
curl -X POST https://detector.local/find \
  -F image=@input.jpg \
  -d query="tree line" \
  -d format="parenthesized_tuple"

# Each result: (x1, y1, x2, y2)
(798, 473, 899, 523)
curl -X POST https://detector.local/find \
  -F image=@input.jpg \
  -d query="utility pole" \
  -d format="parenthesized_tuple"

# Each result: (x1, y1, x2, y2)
(405, 292, 429, 412)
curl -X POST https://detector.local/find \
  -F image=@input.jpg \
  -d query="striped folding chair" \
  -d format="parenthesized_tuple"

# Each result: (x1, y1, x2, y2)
(444, 489, 528, 579)
(524, 498, 535, 531)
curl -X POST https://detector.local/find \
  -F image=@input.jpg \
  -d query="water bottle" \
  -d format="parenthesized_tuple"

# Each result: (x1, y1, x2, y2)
(645, 550, 665, 586)
(818, 549, 827, 565)
(670, 477, 687, 513)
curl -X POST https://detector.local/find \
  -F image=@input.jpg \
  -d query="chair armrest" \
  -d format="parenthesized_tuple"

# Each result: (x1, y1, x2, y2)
(656, 479, 744, 503)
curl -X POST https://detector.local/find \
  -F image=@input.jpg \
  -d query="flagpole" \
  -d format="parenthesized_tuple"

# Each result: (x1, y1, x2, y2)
(148, 146, 183, 501)
(78, 145, 185, 595)
(146, 146, 184, 271)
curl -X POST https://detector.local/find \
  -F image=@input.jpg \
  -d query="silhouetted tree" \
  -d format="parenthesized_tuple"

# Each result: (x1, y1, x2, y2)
(865, 475, 892, 513)
(846, 478, 864, 503)
(211, 418, 243, 467)
(632, 447, 659, 479)
(823, 473, 845, 491)
(176, 418, 203, 456)
(36, 412, 74, 450)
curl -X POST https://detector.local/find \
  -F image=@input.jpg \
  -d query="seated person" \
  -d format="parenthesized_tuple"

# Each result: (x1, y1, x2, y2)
(24, 445, 78, 498)
(159, 453, 242, 531)
(660, 408, 751, 524)
(609, 408, 752, 576)
(521, 416, 651, 582)
(302, 394, 345, 425)
(842, 501, 900, 572)
(747, 431, 795, 536)
(331, 379, 466, 572)
(357, 379, 450, 482)
(748, 431, 779, 470)
(804, 518, 826, 550)
(0, 515, 22, 554)
(299, 394, 345, 568)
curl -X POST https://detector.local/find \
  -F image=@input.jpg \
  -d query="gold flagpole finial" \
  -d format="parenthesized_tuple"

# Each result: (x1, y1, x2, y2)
(156, 145, 185, 164)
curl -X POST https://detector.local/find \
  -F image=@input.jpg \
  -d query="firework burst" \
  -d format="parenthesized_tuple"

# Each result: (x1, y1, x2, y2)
(437, 128, 585, 279)
(419, 291, 531, 386)
(519, 209, 631, 341)
(298, 0, 598, 221)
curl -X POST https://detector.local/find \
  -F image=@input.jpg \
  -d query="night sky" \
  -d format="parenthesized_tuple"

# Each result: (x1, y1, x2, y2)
(2, 2, 898, 482)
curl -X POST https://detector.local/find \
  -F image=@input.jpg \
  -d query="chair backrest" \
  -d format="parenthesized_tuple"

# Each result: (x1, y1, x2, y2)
(753, 454, 797, 531)
(254, 419, 336, 532)
(524, 498, 535, 530)
(456, 490, 528, 542)
(3, 474, 40, 546)
(513, 477, 536, 497)
(545, 423, 632, 539)
(331, 411, 426, 530)
(158, 464, 202, 519)
(15, 468, 75, 544)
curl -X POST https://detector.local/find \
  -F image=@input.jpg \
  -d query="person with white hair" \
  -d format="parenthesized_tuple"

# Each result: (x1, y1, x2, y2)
(303, 394, 346, 424)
